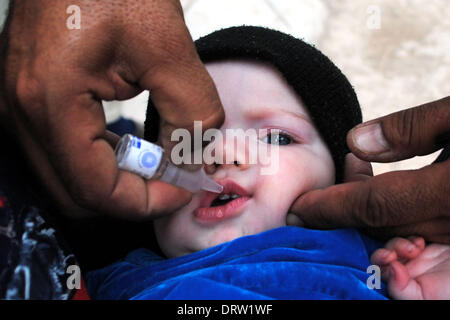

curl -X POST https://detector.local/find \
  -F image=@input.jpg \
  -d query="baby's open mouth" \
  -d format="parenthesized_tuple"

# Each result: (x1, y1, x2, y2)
(210, 193, 241, 207)
(195, 179, 251, 223)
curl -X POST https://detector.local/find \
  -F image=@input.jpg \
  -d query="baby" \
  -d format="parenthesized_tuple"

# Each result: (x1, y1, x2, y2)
(86, 27, 450, 300)
(152, 59, 337, 258)
(146, 26, 357, 259)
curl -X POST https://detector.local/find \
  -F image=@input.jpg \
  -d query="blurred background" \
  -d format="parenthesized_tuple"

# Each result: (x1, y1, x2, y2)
(104, 0, 450, 175)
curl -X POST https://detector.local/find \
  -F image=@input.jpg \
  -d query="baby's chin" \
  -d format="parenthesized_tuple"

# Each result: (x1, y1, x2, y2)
(158, 203, 288, 258)
(165, 221, 286, 258)
(203, 228, 249, 249)
(162, 228, 246, 258)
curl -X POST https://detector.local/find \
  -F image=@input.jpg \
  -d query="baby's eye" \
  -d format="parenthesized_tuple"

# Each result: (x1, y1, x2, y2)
(262, 131, 293, 146)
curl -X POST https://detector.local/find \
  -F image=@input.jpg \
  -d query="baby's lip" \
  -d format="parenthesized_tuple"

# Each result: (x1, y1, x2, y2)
(199, 179, 251, 208)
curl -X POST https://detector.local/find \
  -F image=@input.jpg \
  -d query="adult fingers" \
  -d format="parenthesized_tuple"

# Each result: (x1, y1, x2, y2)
(363, 218, 450, 245)
(291, 98, 449, 241)
(290, 159, 449, 231)
(121, 0, 225, 153)
(2, 0, 200, 218)
(347, 96, 450, 162)
(343, 153, 373, 182)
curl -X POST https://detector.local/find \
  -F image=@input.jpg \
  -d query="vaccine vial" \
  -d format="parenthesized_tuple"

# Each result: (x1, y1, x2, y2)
(114, 134, 223, 193)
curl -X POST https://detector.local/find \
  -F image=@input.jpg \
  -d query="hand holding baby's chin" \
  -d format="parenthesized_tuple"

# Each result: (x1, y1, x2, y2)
(371, 236, 450, 299)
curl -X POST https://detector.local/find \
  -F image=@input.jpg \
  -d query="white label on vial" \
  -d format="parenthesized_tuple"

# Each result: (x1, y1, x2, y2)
(119, 137, 163, 179)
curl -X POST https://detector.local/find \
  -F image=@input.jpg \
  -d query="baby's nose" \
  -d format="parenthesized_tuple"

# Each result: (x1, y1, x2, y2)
(205, 159, 251, 175)
(204, 135, 252, 174)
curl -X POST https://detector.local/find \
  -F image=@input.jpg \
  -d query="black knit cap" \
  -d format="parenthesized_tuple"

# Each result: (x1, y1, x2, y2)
(145, 26, 362, 183)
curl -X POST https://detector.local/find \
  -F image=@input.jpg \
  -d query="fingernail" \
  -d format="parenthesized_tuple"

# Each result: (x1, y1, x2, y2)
(379, 250, 391, 260)
(286, 213, 305, 227)
(352, 122, 390, 154)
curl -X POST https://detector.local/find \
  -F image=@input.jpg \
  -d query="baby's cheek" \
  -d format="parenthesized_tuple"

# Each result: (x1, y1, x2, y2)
(284, 148, 334, 190)
(251, 157, 300, 227)
(256, 149, 332, 219)
(273, 153, 313, 199)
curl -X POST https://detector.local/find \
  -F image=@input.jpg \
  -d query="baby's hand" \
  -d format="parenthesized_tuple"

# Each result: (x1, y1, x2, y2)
(371, 237, 450, 299)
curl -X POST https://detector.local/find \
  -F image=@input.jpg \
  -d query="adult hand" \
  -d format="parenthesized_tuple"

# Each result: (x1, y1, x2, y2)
(290, 96, 450, 244)
(0, 0, 224, 219)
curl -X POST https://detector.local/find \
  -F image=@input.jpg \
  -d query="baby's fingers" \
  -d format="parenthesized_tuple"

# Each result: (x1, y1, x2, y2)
(371, 248, 397, 281)
(387, 261, 424, 300)
(407, 236, 426, 251)
(384, 237, 425, 262)
(371, 248, 397, 266)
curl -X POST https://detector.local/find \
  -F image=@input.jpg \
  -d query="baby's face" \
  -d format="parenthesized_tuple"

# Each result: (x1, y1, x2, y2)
(154, 60, 335, 258)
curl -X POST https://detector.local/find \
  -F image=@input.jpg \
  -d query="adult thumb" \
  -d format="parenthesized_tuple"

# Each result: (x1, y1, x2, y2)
(347, 96, 450, 163)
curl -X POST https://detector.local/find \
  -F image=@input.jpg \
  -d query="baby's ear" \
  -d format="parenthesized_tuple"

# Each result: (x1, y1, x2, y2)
(286, 213, 305, 227)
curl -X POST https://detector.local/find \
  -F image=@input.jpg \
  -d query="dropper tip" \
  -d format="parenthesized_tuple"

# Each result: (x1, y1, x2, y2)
(202, 177, 223, 193)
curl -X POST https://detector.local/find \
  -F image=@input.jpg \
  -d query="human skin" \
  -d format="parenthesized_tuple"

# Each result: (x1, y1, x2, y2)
(154, 60, 335, 258)
(1, 1, 447, 246)
(0, 0, 224, 219)
(291, 97, 450, 244)
(371, 236, 450, 299)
